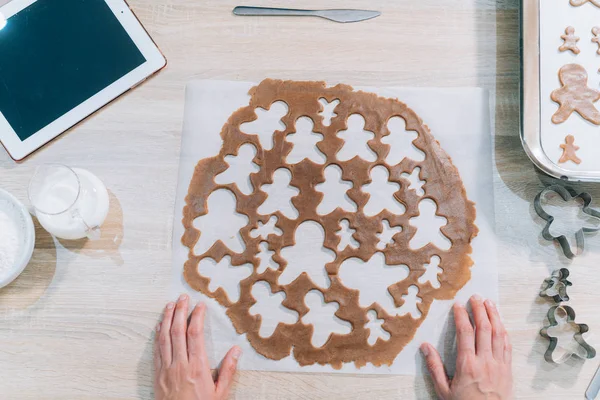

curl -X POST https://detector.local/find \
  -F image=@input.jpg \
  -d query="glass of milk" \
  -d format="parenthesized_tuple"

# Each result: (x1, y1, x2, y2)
(28, 164, 110, 240)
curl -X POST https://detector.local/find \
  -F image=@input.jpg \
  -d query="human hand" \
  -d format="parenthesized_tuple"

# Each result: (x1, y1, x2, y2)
(154, 295, 242, 400)
(420, 295, 513, 400)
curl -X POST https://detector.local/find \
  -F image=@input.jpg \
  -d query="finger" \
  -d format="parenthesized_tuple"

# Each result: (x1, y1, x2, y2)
(216, 346, 242, 400)
(420, 343, 450, 400)
(159, 301, 176, 366)
(171, 294, 190, 363)
(484, 299, 507, 361)
(504, 330, 513, 365)
(453, 302, 475, 355)
(153, 322, 162, 374)
(470, 295, 492, 355)
(187, 303, 211, 373)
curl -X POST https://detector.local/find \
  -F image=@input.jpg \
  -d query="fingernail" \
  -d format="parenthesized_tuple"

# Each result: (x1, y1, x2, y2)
(179, 294, 188, 302)
(471, 294, 482, 302)
(420, 344, 430, 357)
(232, 347, 242, 360)
(156, 323, 161, 332)
(485, 299, 496, 309)
(454, 301, 464, 309)
(167, 302, 175, 310)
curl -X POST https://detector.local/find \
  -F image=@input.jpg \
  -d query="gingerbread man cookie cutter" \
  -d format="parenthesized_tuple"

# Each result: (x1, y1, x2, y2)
(534, 185, 600, 259)
(540, 305, 596, 364)
(540, 268, 572, 303)
(551, 64, 600, 125)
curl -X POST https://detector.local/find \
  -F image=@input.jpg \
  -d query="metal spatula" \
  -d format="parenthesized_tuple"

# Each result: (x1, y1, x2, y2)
(587, 363, 600, 399)
(233, 6, 381, 23)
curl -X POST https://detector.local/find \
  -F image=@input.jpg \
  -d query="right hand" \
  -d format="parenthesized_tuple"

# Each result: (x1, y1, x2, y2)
(420, 295, 513, 400)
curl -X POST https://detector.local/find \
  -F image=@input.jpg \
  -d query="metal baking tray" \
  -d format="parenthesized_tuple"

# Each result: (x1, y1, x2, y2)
(522, 0, 600, 182)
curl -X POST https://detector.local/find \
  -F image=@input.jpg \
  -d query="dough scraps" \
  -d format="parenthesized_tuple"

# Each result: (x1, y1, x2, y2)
(181, 79, 478, 369)
(559, 27, 580, 54)
(559, 135, 582, 164)
(551, 64, 600, 125)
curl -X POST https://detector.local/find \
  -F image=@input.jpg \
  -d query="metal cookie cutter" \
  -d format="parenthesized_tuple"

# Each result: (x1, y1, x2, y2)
(540, 305, 596, 364)
(540, 268, 572, 303)
(534, 185, 600, 259)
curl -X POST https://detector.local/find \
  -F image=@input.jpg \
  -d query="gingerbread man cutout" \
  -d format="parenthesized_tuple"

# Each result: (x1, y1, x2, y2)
(559, 27, 580, 54)
(571, 0, 600, 6)
(551, 64, 600, 125)
(559, 135, 582, 164)
(592, 27, 600, 54)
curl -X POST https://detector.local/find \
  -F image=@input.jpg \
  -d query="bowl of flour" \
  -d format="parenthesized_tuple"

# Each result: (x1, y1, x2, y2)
(0, 188, 35, 288)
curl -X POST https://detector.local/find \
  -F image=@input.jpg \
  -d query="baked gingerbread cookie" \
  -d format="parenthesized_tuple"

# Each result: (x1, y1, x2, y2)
(181, 79, 478, 369)
(551, 64, 600, 125)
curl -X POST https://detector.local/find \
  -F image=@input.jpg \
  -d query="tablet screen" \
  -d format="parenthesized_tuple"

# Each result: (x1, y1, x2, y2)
(0, 0, 147, 141)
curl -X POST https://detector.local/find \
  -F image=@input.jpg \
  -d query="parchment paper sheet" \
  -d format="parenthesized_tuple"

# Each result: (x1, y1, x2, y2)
(172, 80, 497, 375)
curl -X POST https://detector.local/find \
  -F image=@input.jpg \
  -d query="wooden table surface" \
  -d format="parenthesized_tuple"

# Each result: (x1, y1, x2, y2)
(4, 0, 600, 398)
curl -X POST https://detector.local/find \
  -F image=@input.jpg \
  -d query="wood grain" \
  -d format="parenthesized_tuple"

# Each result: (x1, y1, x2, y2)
(3, 0, 597, 399)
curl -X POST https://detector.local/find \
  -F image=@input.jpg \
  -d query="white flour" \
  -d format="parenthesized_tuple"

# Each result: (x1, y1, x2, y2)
(0, 209, 20, 275)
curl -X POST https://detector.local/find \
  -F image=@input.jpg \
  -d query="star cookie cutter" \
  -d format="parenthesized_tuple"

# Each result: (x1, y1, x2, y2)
(534, 185, 600, 259)
(540, 268, 572, 303)
(540, 305, 596, 364)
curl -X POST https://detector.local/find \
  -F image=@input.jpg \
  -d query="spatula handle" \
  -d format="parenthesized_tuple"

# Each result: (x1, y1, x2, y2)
(233, 6, 316, 17)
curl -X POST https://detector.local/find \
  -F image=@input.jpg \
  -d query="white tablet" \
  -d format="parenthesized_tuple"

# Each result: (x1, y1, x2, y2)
(0, 0, 167, 160)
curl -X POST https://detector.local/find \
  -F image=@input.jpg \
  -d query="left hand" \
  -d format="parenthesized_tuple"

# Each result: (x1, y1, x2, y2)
(154, 294, 242, 400)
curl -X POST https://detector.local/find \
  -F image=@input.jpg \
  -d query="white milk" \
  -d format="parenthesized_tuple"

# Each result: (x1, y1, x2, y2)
(36, 169, 109, 240)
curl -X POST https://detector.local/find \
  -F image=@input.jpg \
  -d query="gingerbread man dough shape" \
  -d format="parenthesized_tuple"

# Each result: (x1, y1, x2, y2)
(559, 27, 580, 54)
(570, 0, 600, 6)
(559, 135, 582, 165)
(592, 27, 600, 54)
(551, 64, 600, 125)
